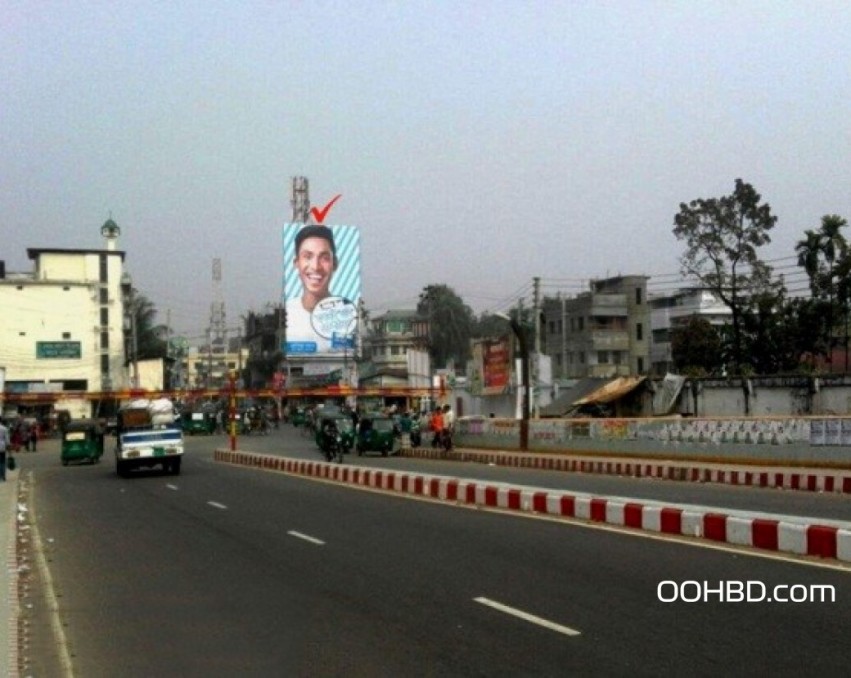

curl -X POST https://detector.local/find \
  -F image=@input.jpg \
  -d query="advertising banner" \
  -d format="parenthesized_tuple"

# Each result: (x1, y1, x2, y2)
(282, 223, 361, 357)
(470, 337, 510, 396)
(481, 337, 510, 395)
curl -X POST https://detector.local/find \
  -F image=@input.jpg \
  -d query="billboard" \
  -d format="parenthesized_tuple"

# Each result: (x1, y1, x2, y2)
(470, 337, 510, 396)
(283, 223, 361, 357)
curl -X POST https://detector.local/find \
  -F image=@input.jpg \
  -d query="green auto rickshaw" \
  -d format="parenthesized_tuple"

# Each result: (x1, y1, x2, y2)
(182, 410, 215, 435)
(315, 414, 355, 456)
(61, 419, 105, 466)
(290, 407, 307, 428)
(356, 415, 399, 456)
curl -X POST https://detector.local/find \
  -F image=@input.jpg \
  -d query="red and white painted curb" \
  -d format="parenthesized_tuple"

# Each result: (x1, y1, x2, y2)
(215, 450, 851, 564)
(403, 448, 851, 494)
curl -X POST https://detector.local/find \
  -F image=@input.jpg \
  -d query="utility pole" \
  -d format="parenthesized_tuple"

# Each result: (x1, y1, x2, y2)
(291, 176, 310, 223)
(131, 291, 139, 389)
(532, 276, 540, 418)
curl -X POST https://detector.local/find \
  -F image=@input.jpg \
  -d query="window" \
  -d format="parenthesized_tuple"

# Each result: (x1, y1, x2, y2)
(100, 308, 109, 326)
(635, 288, 643, 305)
(636, 323, 643, 341)
(62, 332, 71, 340)
(579, 351, 586, 364)
(578, 317, 584, 331)
(637, 357, 645, 373)
(101, 354, 110, 374)
(100, 287, 109, 304)
(100, 332, 109, 348)
(99, 254, 108, 283)
(598, 351, 609, 364)
(613, 351, 622, 365)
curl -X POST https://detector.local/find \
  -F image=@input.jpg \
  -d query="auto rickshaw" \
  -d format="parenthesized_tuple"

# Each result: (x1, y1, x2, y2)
(182, 409, 216, 435)
(356, 415, 399, 456)
(290, 407, 307, 428)
(61, 419, 105, 466)
(315, 414, 355, 456)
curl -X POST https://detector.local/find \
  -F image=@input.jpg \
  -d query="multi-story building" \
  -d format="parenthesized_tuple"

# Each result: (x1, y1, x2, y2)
(0, 220, 130, 420)
(360, 309, 431, 393)
(649, 287, 731, 375)
(179, 343, 249, 391)
(542, 275, 650, 379)
(243, 307, 284, 389)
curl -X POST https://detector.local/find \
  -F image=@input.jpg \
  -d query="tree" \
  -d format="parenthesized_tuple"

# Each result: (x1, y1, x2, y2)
(670, 316, 723, 375)
(738, 287, 816, 374)
(795, 214, 849, 368)
(417, 284, 475, 369)
(673, 179, 778, 411)
(130, 291, 167, 360)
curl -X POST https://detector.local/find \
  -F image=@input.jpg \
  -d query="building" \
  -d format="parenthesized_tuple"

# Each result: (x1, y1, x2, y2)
(359, 309, 431, 408)
(542, 275, 650, 379)
(243, 307, 284, 389)
(179, 343, 249, 391)
(0, 220, 130, 420)
(649, 288, 731, 375)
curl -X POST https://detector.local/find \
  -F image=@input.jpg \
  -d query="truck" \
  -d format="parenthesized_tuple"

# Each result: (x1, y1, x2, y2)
(115, 399, 184, 476)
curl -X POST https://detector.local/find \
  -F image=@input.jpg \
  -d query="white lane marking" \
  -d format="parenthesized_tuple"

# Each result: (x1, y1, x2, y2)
(287, 530, 326, 546)
(166, 484, 179, 491)
(474, 597, 581, 637)
(207, 501, 228, 510)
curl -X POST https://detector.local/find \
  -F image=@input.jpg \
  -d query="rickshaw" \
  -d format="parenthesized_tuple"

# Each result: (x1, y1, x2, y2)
(61, 419, 105, 466)
(315, 414, 355, 458)
(356, 415, 399, 457)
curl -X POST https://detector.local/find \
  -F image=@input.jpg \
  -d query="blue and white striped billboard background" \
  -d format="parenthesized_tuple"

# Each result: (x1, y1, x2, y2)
(282, 224, 361, 304)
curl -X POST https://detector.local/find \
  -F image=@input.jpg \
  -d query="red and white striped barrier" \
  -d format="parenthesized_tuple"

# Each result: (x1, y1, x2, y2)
(402, 448, 851, 494)
(215, 449, 851, 563)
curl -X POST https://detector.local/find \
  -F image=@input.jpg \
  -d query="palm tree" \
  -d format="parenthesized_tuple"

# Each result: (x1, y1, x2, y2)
(796, 230, 822, 295)
(795, 215, 849, 368)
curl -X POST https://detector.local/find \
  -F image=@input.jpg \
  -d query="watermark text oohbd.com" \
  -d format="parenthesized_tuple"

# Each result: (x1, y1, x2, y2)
(658, 580, 836, 603)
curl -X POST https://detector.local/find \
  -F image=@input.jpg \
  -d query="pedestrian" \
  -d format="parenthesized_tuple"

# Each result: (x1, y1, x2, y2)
(10, 423, 23, 453)
(27, 424, 38, 452)
(442, 404, 455, 451)
(398, 410, 413, 452)
(429, 407, 444, 448)
(0, 419, 9, 481)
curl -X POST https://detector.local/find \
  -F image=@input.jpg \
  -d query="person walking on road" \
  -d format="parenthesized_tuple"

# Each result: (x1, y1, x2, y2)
(0, 419, 9, 481)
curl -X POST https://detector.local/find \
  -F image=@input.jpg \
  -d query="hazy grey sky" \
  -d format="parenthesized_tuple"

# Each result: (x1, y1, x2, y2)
(4, 1, 850, 341)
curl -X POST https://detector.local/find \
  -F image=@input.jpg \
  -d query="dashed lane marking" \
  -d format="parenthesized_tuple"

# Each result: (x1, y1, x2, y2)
(287, 530, 325, 546)
(474, 597, 581, 637)
(207, 501, 228, 510)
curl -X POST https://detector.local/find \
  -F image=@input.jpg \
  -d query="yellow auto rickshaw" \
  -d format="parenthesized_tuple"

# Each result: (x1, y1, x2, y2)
(61, 419, 105, 466)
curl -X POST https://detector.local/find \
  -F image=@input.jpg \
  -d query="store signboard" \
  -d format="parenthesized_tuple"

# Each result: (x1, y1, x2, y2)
(36, 341, 82, 359)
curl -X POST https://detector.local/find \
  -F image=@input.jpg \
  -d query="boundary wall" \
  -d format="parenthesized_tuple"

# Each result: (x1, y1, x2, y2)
(456, 416, 851, 468)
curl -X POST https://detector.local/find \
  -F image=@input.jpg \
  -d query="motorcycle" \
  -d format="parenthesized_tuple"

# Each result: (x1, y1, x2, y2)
(324, 432, 344, 464)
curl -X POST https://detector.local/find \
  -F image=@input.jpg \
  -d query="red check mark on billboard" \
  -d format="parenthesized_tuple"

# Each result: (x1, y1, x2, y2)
(310, 194, 342, 224)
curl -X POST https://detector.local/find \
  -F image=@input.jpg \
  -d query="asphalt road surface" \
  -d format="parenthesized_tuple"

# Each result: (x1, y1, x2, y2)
(19, 434, 851, 676)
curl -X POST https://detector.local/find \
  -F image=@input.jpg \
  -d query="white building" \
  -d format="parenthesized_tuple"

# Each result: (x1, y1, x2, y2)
(649, 287, 731, 375)
(0, 220, 130, 420)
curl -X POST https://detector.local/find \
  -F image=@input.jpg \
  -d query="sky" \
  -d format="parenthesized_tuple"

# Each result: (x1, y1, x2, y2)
(4, 1, 851, 342)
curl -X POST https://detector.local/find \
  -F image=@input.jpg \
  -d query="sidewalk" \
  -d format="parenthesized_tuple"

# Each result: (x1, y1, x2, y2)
(1, 464, 20, 678)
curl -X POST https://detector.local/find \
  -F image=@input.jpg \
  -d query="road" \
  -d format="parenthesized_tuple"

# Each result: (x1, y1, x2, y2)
(18, 431, 851, 676)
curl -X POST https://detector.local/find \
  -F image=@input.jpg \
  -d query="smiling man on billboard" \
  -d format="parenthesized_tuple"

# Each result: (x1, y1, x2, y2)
(283, 223, 360, 356)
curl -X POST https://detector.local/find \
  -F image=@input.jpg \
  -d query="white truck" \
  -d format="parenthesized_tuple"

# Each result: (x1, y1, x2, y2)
(115, 399, 184, 476)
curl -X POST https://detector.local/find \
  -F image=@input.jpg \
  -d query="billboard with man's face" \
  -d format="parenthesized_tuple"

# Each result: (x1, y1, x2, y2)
(282, 223, 361, 357)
